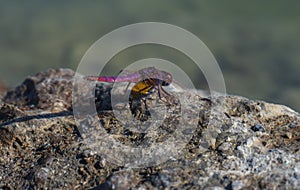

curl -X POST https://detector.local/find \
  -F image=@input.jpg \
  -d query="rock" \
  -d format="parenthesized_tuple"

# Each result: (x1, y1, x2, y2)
(251, 124, 265, 132)
(0, 68, 299, 189)
(4, 68, 74, 111)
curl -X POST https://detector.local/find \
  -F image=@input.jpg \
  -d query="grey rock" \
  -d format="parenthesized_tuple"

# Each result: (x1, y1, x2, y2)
(0, 68, 299, 189)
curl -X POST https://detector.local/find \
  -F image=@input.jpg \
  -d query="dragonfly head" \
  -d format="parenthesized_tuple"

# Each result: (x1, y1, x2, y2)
(161, 71, 173, 86)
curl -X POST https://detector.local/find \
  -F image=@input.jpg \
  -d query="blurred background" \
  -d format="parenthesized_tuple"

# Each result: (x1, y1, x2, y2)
(0, 1, 300, 111)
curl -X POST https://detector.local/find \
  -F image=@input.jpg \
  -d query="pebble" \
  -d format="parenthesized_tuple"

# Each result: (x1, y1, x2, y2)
(251, 124, 265, 132)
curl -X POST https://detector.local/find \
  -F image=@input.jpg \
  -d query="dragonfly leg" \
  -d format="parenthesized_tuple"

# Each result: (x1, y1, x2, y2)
(124, 82, 132, 94)
(159, 83, 171, 97)
(142, 98, 148, 110)
(157, 83, 174, 104)
(157, 83, 163, 99)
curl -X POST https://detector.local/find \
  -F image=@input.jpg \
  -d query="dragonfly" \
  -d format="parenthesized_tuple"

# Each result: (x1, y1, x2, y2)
(84, 67, 173, 101)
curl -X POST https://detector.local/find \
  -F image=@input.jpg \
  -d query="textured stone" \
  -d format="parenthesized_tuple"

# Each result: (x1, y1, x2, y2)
(0, 69, 299, 189)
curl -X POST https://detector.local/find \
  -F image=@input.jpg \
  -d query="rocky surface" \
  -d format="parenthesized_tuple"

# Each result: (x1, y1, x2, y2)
(0, 68, 299, 189)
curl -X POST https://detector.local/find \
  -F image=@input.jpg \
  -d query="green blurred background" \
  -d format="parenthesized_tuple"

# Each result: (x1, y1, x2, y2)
(0, 1, 300, 111)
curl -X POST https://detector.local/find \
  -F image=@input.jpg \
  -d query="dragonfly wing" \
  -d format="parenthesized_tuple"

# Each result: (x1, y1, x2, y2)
(117, 69, 134, 76)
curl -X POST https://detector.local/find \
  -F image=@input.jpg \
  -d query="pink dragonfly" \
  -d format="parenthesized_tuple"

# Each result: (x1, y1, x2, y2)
(84, 67, 173, 100)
